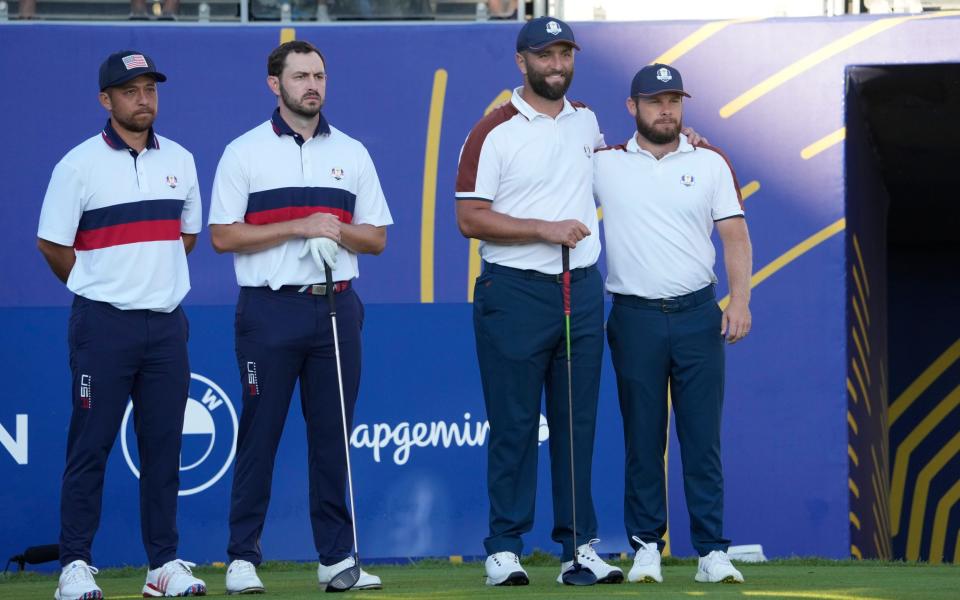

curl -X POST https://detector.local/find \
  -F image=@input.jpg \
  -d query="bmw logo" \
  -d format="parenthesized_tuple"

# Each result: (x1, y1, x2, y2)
(120, 372, 238, 496)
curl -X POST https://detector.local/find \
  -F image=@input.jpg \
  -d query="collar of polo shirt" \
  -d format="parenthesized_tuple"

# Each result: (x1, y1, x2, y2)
(270, 108, 331, 141)
(626, 131, 694, 157)
(100, 119, 159, 154)
(511, 87, 578, 121)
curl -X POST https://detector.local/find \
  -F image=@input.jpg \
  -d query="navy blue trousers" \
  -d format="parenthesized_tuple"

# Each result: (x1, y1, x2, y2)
(227, 286, 362, 565)
(606, 285, 730, 557)
(474, 262, 603, 562)
(60, 295, 190, 569)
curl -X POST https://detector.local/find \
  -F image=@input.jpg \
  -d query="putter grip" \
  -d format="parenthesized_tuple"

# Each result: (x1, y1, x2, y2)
(561, 246, 571, 316)
(324, 263, 336, 314)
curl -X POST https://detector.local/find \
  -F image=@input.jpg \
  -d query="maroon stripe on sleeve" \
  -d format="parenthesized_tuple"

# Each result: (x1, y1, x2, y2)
(455, 103, 519, 195)
(596, 144, 627, 153)
(696, 142, 744, 210)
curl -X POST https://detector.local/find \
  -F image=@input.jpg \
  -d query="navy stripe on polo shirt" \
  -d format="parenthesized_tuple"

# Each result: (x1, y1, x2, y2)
(244, 186, 356, 225)
(75, 199, 185, 251)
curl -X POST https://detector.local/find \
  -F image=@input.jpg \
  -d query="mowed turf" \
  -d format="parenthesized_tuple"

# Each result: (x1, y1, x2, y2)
(2, 557, 957, 599)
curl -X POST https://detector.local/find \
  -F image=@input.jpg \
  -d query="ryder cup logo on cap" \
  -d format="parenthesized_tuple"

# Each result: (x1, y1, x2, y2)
(120, 373, 238, 496)
(99, 49, 168, 91)
(631, 63, 692, 98)
(517, 16, 581, 52)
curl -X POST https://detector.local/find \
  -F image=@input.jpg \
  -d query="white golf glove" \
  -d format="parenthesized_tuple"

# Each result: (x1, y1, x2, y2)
(298, 237, 339, 271)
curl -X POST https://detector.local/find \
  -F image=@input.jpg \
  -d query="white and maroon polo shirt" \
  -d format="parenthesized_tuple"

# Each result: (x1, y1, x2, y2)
(456, 87, 603, 274)
(594, 133, 744, 299)
(37, 121, 201, 312)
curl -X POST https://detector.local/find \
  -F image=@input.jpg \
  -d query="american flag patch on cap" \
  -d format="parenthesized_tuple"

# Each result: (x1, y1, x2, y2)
(122, 54, 149, 70)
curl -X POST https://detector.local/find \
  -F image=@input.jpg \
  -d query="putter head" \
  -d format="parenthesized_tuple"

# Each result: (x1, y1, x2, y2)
(324, 565, 361, 593)
(561, 562, 597, 586)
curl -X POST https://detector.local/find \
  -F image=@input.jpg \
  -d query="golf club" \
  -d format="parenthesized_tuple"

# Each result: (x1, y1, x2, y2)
(323, 263, 362, 593)
(560, 246, 598, 587)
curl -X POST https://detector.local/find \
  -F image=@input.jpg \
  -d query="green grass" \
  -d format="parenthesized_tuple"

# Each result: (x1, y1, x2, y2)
(2, 555, 957, 599)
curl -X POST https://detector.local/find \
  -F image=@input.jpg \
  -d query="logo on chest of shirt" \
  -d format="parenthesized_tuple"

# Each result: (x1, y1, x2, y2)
(583, 145, 593, 158)
(680, 174, 695, 187)
(165, 175, 178, 189)
(331, 168, 345, 180)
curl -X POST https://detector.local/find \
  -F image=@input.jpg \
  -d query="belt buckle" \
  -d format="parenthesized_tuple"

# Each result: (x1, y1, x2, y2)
(309, 284, 327, 296)
(660, 297, 679, 312)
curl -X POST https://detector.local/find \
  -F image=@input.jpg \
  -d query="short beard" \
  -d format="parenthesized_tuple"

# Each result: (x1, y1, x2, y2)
(280, 82, 323, 119)
(526, 63, 573, 101)
(113, 111, 154, 133)
(636, 114, 681, 145)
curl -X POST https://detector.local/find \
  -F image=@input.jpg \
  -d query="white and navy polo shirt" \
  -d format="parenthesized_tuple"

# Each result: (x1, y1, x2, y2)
(594, 133, 744, 299)
(37, 121, 202, 312)
(208, 110, 393, 288)
(456, 87, 603, 274)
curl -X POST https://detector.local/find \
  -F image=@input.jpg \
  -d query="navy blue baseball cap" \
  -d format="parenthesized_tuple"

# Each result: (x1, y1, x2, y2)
(99, 50, 167, 91)
(630, 63, 691, 98)
(516, 17, 581, 52)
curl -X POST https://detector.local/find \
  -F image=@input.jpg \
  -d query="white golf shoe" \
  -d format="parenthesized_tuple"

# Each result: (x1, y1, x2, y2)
(54, 560, 102, 600)
(317, 557, 383, 590)
(628, 536, 663, 583)
(142, 559, 207, 596)
(484, 551, 529, 586)
(556, 539, 623, 584)
(695, 550, 744, 583)
(225, 560, 265, 594)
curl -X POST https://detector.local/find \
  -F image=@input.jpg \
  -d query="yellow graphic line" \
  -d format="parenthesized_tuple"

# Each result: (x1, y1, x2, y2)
(851, 299, 871, 356)
(849, 445, 859, 468)
(851, 358, 871, 417)
(467, 89, 512, 303)
(741, 180, 761, 201)
(852, 264, 870, 328)
(849, 477, 860, 499)
(744, 591, 887, 600)
(870, 445, 892, 554)
(847, 378, 859, 405)
(850, 544, 862, 560)
(280, 27, 296, 43)
(852, 326, 871, 386)
(847, 409, 859, 435)
(802, 127, 846, 160)
(719, 12, 960, 118)
(849, 511, 861, 530)
(652, 18, 764, 65)
(719, 218, 845, 309)
(890, 384, 960, 535)
(890, 337, 960, 425)
(853, 235, 870, 298)
(930, 479, 960, 563)
(907, 430, 960, 560)
(420, 69, 448, 303)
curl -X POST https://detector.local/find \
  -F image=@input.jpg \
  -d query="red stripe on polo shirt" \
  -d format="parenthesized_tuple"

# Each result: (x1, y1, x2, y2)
(696, 142, 744, 209)
(74, 219, 182, 251)
(456, 103, 520, 195)
(244, 206, 354, 226)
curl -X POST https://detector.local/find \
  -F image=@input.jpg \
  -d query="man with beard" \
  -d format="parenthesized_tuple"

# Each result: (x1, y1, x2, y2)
(37, 50, 206, 599)
(209, 40, 392, 594)
(455, 17, 623, 586)
(594, 64, 752, 585)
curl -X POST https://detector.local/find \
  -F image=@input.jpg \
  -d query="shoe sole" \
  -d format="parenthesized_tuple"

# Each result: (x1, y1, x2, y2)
(629, 574, 662, 583)
(487, 571, 529, 586)
(56, 593, 102, 600)
(596, 571, 625, 584)
(227, 588, 265, 595)
(142, 583, 207, 597)
(695, 574, 743, 584)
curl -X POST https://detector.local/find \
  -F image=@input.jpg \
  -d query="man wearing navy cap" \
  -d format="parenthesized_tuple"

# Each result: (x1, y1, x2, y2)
(456, 17, 623, 586)
(594, 63, 752, 585)
(37, 51, 206, 599)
